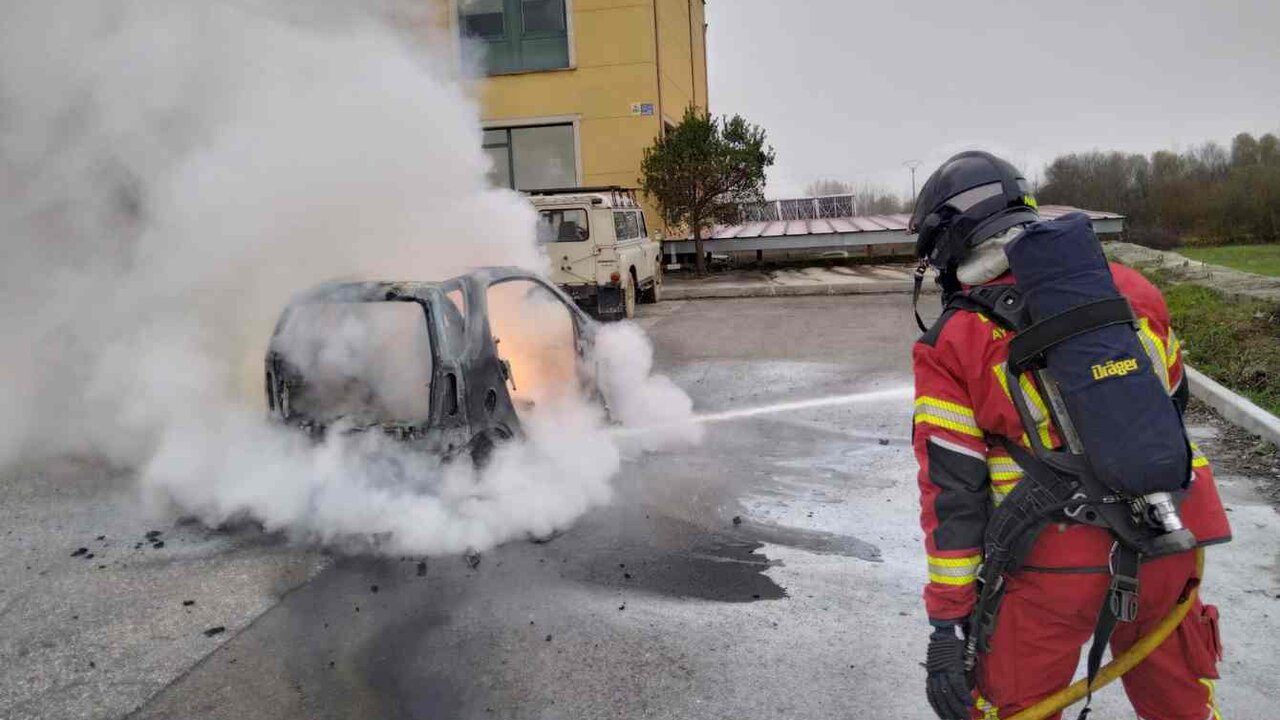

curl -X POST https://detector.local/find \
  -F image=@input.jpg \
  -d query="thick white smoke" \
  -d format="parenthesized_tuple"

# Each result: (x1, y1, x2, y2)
(0, 0, 696, 554)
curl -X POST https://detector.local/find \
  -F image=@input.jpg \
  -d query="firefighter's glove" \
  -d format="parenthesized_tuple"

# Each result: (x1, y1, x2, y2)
(925, 624, 973, 720)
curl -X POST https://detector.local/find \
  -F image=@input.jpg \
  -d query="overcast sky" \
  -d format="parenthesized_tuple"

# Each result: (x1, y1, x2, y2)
(704, 0, 1280, 199)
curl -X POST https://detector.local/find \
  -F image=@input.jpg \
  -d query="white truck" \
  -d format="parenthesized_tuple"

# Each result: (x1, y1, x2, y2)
(528, 187, 663, 321)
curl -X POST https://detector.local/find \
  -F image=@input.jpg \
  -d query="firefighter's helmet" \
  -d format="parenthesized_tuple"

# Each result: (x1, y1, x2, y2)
(908, 151, 1040, 272)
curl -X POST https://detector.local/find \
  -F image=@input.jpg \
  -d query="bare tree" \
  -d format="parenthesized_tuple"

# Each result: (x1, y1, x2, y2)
(805, 178, 854, 197)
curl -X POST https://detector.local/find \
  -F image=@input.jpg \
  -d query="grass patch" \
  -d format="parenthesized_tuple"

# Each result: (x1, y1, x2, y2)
(1144, 271, 1280, 416)
(1177, 244, 1280, 278)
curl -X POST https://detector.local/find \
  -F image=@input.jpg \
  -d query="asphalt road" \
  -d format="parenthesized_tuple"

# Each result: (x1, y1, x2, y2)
(4, 295, 1278, 719)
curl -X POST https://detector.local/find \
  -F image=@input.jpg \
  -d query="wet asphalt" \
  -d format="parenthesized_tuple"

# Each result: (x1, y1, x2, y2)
(12, 295, 1278, 719)
(126, 295, 920, 720)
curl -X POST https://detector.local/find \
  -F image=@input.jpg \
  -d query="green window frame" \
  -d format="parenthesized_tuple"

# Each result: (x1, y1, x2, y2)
(460, 0, 570, 75)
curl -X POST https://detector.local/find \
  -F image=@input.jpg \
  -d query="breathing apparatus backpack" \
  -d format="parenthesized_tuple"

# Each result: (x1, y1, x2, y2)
(947, 213, 1199, 717)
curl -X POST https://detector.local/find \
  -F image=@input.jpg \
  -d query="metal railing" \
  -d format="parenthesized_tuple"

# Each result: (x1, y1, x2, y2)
(735, 194, 860, 223)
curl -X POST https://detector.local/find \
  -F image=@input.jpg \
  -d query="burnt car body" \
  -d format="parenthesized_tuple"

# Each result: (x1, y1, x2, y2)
(265, 267, 596, 462)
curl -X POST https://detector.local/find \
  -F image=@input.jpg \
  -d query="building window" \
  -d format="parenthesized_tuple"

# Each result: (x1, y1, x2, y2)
(460, 0, 570, 75)
(483, 124, 576, 191)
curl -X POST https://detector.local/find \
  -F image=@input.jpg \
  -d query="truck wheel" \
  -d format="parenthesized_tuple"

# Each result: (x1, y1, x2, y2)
(623, 271, 637, 319)
(639, 261, 662, 304)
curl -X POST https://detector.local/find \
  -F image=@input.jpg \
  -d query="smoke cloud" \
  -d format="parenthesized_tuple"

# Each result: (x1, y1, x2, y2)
(0, 0, 696, 554)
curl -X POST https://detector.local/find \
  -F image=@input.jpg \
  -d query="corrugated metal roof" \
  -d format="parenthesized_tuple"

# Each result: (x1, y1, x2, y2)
(688, 204, 1123, 240)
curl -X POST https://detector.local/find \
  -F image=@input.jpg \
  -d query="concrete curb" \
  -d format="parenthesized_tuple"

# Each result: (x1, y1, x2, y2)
(664, 280, 925, 300)
(1186, 366, 1280, 447)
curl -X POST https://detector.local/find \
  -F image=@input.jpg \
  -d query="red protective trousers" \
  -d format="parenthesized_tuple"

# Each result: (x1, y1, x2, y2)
(971, 551, 1223, 720)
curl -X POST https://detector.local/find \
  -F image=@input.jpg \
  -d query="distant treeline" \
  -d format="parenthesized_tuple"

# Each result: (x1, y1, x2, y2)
(804, 179, 911, 215)
(1038, 132, 1280, 248)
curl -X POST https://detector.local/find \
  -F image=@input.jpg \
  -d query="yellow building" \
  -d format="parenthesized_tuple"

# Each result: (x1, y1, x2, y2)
(437, 0, 709, 198)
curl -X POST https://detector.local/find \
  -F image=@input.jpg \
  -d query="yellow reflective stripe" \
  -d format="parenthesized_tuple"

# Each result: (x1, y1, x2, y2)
(1167, 330, 1182, 369)
(992, 364, 1053, 447)
(931, 556, 977, 584)
(915, 414, 985, 438)
(929, 572, 978, 586)
(1018, 375, 1054, 447)
(987, 454, 1021, 473)
(928, 554, 980, 585)
(975, 695, 1001, 720)
(915, 396, 976, 419)
(991, 481, 1019, 506)
(1137, 318, 1171, 391)
(988, 453, 1022, 506)
(1200, 679, 1221, 720)
(1191, 441, 1210, 469)
(914, 397, 983, 438)
(928, 554, 981, 568)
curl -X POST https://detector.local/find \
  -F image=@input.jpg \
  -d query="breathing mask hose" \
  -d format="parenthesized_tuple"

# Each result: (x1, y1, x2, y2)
(1005, 547, 1205, 720)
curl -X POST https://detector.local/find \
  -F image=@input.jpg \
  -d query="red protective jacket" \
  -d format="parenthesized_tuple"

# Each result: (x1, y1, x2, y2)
(912, 262, 1232, 624)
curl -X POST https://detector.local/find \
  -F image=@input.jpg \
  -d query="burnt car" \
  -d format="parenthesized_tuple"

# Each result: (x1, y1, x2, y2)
(265, 267, 597, 463)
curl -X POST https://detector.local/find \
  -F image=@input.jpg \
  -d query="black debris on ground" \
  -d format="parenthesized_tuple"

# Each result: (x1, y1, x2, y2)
(1185, 400, 1280, 504)
(145, 530, 162, 540)
(732, 515, 743, 526)
(71, 547, 88, 557)
(329, 661, 335, 668)
(182, 600, 195, 607)
(203, 626, 226, 637)
(416, 561, 427, 577)
(370, 585, 379, 594)
(89, 661, 96, 669)
(623, 573, 632, 580)
(465, 551, 481, 570)
(878, 438, 891, 446)
(152, 541, 165, 549)
(85, 553, 95, 559)
(618, 604, 625, 611)
(96, 535, 106, 541)
(544, 634, 552, 642)
(133, 543, 143, 550)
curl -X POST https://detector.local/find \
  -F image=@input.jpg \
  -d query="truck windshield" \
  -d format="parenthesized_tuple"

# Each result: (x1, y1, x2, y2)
(537, 208, 589, 243)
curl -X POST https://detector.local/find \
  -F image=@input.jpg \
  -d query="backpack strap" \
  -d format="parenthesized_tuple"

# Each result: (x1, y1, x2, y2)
(1007, 297, 1138, 374)
(944, 284, 1031, 332)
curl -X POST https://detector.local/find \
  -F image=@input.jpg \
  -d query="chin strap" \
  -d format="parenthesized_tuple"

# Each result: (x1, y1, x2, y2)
(912, 259, 930, 333)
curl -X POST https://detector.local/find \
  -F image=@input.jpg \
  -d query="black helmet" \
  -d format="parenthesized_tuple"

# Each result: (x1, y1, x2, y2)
(908, 151, 1039, 272)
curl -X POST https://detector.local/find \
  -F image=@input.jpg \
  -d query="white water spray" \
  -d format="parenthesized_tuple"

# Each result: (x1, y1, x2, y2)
(689, 387, 913, 425)
(611, 386, 913, 440)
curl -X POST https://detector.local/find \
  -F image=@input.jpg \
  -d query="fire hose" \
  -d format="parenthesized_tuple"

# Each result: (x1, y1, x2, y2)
(1006, 546, 1206, 720)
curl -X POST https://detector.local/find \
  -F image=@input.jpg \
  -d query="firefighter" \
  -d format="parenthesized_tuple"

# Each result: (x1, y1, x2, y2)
(910, 152, 1232, 720)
